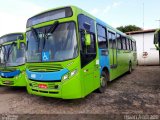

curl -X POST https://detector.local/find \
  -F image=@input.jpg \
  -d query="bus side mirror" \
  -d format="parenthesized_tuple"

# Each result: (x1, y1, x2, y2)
(85, 33, 91, 46)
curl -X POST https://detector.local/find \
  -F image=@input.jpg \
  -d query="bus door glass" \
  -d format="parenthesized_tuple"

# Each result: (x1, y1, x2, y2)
(108, 31, 117, 68)
(97, 24, 108, 69)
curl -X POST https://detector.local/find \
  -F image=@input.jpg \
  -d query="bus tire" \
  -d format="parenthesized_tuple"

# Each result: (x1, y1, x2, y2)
(128, 62, 132, 74)
(97, 71, 108, 93)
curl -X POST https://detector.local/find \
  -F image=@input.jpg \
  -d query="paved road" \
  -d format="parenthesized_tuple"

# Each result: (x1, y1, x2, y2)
(0, 66, 159, 118)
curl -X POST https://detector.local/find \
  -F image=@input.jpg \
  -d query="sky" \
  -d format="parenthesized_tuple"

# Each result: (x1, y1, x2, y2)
(0, 0, 160, 36)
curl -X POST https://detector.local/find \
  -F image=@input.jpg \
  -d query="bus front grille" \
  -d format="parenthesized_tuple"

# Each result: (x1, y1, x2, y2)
(32, 89, 59, 94)
(0, 67, 17, 72)
(2, 80, 14, 85)
(27, 63, 63, 72)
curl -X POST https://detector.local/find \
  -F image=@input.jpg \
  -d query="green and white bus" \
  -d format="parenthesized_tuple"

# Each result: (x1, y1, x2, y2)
(25, 6, 137, 99)
(0, 33, 26, 86)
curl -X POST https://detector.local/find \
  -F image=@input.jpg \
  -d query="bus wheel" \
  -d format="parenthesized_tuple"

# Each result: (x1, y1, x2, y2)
(97, 71, 108, 93)
(128, 62, 132, 74)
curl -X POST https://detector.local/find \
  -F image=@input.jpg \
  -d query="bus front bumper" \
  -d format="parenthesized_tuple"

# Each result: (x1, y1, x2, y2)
(0, 73, 26, 87)
(26, 74, 83, 99)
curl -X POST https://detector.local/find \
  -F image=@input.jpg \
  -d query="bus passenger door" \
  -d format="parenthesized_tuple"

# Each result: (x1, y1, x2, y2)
(108, 31, 118, 80)
(97, 24, 109, 72)
(78, 14, 100, 96)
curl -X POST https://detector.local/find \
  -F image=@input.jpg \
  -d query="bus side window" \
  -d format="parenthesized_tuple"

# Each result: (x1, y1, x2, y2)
(128, 39, 131, 50)
(117, 34, 122, 50)
(122, 37, 127, 50)
(97, 24, 107, 49)
(129, 39, 132, 51)
(108, 31, 116, 49)
(132, 41, 134, 51)
(126, 39, 130, 50)
(133, 41, 136, 51)
(112, 33, 116, 49)
(108, 32, 112, 49)
(130, 40, 133, 51)
(125, 38, 128, 50)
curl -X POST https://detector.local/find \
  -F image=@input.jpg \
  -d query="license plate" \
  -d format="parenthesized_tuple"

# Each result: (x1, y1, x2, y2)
(38, 84, 48, 89)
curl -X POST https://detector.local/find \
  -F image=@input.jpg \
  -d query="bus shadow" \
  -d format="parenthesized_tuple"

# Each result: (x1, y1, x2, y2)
(107, 72, 130, 87)
(30, 95, 88, 108)
(0, 86, 27, 94)
(33, 72, 131, 104)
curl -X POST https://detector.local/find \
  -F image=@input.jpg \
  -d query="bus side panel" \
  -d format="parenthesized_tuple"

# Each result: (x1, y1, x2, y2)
(109, 49, 130, 80)
(99, 50, 110, 75)
(110, 49, 125, 81)
(61, 74, 83, 99)
(112, 50, 125, 80)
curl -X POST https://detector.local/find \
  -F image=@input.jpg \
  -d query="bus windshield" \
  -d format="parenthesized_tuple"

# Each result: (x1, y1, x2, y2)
(0, 33, 23, 44)
(26, 22, 78, 62)
(0, 43, 25, 67)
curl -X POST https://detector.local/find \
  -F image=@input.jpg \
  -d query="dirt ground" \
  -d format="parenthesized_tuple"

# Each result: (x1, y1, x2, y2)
(0, 66, 159, 119)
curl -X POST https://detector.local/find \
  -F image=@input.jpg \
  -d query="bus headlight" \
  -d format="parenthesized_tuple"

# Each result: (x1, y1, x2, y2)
(63, 74, 69, 80)
(70, 69, 77, 77)
(62, 69, 77, 81)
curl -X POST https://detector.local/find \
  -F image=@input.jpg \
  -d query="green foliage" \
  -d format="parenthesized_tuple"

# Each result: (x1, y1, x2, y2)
(117, 25, 142, 33)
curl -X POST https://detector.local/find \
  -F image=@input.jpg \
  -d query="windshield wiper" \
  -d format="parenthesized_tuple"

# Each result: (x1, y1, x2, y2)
(42, 29, 47, 49)
(0, 45, 4, 66)
(3, 42, 17, 68)
(31, 27, 39, 40)
(7, 42, 16, 61)
(0, 45, 6, 66)
(42, 21, 59, 49)
(47, 21, 59, 33)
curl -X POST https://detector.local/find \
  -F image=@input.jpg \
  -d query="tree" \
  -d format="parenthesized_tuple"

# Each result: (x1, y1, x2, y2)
(117, 25, 142, 33)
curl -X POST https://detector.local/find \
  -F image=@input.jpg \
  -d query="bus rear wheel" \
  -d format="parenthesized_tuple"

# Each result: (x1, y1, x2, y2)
(97, 71, 108, 93)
